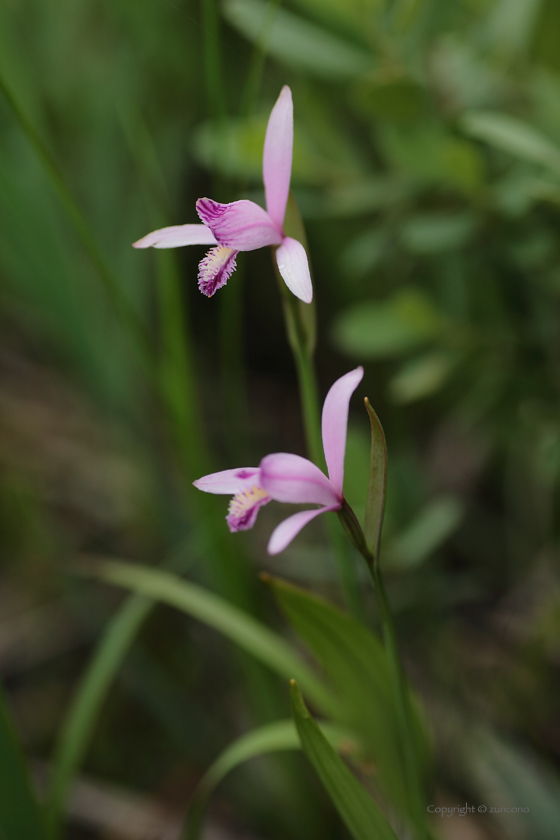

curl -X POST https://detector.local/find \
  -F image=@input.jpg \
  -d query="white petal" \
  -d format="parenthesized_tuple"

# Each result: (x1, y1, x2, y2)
(275, 237, 313, 303)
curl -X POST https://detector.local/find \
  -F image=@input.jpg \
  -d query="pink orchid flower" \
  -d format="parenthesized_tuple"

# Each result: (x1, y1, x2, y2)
(193, 367, 363, 554)
(133, 86, 312, 304)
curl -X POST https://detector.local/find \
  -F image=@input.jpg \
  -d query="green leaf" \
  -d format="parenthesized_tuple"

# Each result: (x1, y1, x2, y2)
(401, 212, 477, 254)
(385, 496, 465, 570)
(291, 682, 398, 840)
(288, 0, 382, 45)
(265, 576, 430, 817)
(483, 0, 544, 59)
(97, 561, 335, 715)
(363, 398, 387, 560)
(388, 352, 456, 404)
(462, 111, 560, 175)
(332, 288, 444, 359)
(222, 0, 373, 79)
(461, 726, 560, 840)
(46, 593, 154, 837)
(0, 682, 48, 840)
(184, 719, 350, 839)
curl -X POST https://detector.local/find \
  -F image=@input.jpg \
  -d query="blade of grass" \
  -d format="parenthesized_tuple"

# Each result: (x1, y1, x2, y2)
(290, 681, 399, 840)
(45, 594, 153, 839)
(184, 718, 349, 840)
(96, 560, 336, 715)
(0, 681, 48, 840)
(0, 71, 152, 368)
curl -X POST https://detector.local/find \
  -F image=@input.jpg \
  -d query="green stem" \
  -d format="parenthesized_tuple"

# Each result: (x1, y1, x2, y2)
(369, 565, 427, 838)
(218, 258, 248, 459)
(338, 502, 429, 840)
(201, 0, 226, 123)
(272, 256, 363, 618)
(239, 0, 283, 119)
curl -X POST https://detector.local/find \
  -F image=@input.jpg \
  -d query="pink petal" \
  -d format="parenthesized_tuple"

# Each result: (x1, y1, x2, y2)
(275, 237, 313, 303)
(321, 367, 364, 496)
(263, 86, 293, 231)
(198, 246, 238, 297)
(260, 453, 340, 506)
(133, 224, 217, 249)
(267, 505, 339, 555)
(196, 198, 282, 250)
(193, 467, 261, 495)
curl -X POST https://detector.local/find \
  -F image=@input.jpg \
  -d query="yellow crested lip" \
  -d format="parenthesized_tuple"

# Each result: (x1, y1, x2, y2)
(228, 485, 270, 517)
(227, 485, 271, 533)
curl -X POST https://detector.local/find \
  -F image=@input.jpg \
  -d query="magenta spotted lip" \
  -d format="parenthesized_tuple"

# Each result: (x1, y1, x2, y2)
(193, 367, 364, 555)
(133, 86, 313, 304)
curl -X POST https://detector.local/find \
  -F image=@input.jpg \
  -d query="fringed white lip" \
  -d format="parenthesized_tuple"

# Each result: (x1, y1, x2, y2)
(197, 246, 239, 297)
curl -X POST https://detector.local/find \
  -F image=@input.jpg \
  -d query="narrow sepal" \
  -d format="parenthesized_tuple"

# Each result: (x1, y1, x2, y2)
(263, 85, 293, 230)
(321, 367, 364, 496)
(133, 224, 217, 249)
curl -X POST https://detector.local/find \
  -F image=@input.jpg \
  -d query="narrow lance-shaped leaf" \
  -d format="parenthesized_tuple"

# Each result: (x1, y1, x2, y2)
(290, 681, 398, 840)
(265, 573, 430, 819)
(0, 681, 49, 840)
(364, 397, 387, 560)
(183, 719, 351, 840)
(97, 561, 335, 715)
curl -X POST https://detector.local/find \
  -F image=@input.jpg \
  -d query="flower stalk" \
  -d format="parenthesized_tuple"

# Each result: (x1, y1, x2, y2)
(337, 495, 430, 840)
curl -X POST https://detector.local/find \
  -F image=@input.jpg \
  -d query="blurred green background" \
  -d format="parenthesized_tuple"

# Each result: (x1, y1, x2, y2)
(1, 0, 560, 838)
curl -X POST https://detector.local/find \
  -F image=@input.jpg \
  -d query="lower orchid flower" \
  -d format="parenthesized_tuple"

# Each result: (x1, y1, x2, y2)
(133, 86, 313, 304)
(193, 367, 363, 555)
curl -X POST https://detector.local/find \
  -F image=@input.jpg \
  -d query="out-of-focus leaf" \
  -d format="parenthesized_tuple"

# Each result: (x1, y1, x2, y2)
(98, 561, 335, 714)
(401, 212, 477, 254)
(332, 288, 445, 359)
(325, 178, 412, 218)
(483, 0, 544, 59)
(353, 75, 427, 123)
(192, 117, 338, 184)
(290, 681, 399, 840)
(0, 682, 48, 840)
(222, 0, 373, 79)
(185, 719, 351, 840)
(343, 424, 372, 517)
(493, 171, 540, 216)
(385, 496, 464, 570)
(363, 399, 387, 560)
(389, 352, 456, 403)
(265, 575, 431, 818)
(463, 727, 560, 840)
(379, 123, 484, 190)
(431, 39, 505, 111)
(462, 111, 560, 175)
(340, 226, 388, 279)
(288, 0, 382, 44)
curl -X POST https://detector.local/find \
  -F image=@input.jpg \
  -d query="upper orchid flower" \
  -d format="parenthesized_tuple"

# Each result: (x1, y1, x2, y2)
(193, 367, 363, 554)
(133, 86, 312, 304)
